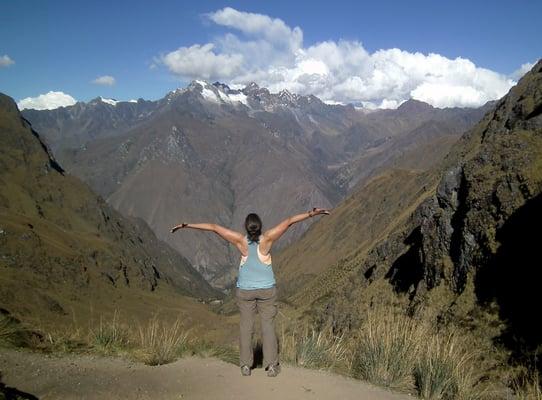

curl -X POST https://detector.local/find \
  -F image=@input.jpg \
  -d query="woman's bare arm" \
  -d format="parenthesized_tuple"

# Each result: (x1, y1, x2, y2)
(171, 223, 246, 254)
(260, 208, 330, 254)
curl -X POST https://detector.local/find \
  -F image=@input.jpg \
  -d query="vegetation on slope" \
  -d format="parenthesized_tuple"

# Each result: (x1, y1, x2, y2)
(277, 60, 542, 397)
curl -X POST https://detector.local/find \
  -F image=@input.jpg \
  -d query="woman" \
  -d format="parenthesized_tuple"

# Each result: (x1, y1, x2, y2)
(170, 207, 330, 377)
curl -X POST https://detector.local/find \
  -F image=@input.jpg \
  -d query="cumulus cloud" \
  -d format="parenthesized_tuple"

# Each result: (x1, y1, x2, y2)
(161, 43, 243, 80)
(158, 7, 521, 108)
(92, 75, 116, 86)
(511, 62, 535, 80)
(207, 7, 302, 53)
(0, 55, 15, 67)
(17, 91, 77, 110)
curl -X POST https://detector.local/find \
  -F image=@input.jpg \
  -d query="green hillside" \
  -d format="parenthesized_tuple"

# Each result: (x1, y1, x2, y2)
(0, 93, 230, 337)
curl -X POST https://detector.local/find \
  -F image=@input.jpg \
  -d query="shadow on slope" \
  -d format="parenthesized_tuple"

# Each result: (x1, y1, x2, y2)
(385, 226, 424, 299)
(475, 192, 542, 371)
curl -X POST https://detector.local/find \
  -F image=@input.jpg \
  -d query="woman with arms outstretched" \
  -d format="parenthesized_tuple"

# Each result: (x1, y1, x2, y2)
(170, 207, 330, 377)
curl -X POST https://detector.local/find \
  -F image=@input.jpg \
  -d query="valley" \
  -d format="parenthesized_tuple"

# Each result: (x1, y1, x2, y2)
(23, 81, 488, 289)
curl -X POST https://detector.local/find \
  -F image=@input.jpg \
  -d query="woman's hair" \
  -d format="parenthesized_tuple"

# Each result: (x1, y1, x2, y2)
(244, 213, 262, 243)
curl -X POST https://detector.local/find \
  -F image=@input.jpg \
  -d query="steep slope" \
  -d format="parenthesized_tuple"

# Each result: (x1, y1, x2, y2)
(23, 82, 486, 289)
(0, 93, 220, 329)
(275, 169, 437, 298)
(281, 60, 542, 370)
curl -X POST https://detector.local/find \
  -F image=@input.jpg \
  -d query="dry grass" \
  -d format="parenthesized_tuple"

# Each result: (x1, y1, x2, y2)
(414, 332, 484, 400)
(349, 305, 487, 399)
(90, 311, 130, 353)
(513, 370, 542, 400)
(187, 340, 239, 365)
(0, 313, 28, 348)
(3, 310, 237, 368)
(39, 328, 87, 353)
(280, 325, 350, 373)
(4, 306, 539, 399)
(135, 316, 189, 366)
(351, 308, 423, 391)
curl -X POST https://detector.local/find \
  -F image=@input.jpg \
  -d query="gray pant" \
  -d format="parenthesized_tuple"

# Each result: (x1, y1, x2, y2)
(236, 286, 278, 369)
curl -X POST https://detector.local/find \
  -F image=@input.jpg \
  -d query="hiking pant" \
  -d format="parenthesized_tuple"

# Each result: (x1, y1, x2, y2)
(236, 286, 278, 369)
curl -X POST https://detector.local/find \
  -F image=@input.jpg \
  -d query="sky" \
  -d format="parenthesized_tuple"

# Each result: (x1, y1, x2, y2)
(0, 0, 540, 110)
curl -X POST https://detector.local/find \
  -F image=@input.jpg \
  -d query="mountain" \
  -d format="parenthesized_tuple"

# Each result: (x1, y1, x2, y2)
(0, 93, 220, 328)
(22, 82, 487, 289)
(277, 60, 542, 370)
(21, 97, 159, 153)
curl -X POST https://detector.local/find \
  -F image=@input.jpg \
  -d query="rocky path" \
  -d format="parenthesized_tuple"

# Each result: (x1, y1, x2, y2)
(0, 349, 413, 400)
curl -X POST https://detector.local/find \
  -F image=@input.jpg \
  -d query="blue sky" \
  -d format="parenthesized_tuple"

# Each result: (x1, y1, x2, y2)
(0, 0, 540, 109)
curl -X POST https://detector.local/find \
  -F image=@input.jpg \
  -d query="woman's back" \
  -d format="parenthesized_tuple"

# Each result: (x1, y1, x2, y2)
(236, 236, 276, 290)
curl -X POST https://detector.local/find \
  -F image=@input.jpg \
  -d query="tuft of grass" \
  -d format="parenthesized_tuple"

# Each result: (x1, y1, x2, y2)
(351, 305, 487, 398)
(513, 370, 542, 400)
(351, 308, 423, 391)
(0, 313, 29, 348)
(188, 340, 239, 365)
(136, 316, 189, 366)
(40, 328, 87, 353)
(280, 326, 350, 373)
(414, 332, 483, 400)
(90, 312, 130, 353)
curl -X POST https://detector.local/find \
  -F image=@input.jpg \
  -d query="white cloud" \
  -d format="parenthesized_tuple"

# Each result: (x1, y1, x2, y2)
(158, 7, 521, 108)
(17, 91, 77, 110)
(160, 43, 243, 80)
(92, 75, 116, 86)
(0, 55, 15, 67)
(511, 62, 535, 80)
(207, 7, 303, 53)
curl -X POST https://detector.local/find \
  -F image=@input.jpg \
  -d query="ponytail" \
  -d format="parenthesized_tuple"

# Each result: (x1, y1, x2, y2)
(244, 213, 262, 243)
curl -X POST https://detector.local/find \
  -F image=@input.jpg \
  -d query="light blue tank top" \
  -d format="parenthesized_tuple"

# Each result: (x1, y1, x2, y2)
(236, 236, 276, 290)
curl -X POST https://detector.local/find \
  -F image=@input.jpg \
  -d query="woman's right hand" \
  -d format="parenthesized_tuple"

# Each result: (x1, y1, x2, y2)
(309, 207, 331, 217)
(170, 223, 188, 233)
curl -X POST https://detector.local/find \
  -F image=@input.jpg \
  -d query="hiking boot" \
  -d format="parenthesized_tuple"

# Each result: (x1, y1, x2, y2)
(241, 365, 251, 376)
(266, 363, 281, 377)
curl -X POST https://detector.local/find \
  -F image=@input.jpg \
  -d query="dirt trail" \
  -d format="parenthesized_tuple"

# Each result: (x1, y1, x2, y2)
(1, 349, 413, 400)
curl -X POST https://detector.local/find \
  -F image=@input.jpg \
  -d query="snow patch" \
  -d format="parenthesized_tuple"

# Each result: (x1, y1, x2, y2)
(227, 92, 248, 105)
(100, 97, 119, 106)
(323, 100, 344, 105)
(195, 80, 220, 102)
(201, 87, 219, 102)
